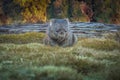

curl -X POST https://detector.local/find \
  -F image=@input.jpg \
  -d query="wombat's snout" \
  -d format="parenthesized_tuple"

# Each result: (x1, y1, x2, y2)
(60, 31, 64, 35)
(58, 29, 66, 36)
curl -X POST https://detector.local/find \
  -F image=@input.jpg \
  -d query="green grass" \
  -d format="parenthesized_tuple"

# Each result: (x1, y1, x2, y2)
(0, 32, 120, 80)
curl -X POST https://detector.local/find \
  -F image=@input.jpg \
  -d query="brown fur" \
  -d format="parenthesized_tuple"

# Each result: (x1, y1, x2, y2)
(43, 19, 77, 47)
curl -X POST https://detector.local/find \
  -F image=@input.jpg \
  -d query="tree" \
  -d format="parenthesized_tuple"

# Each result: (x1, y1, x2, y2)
(14, 0, 50, 23)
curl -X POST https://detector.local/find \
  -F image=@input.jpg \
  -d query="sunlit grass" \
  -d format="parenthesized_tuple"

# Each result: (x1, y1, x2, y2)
(105, 31, 120, 43)
(0, 32, 45, 44)
(80, 38, 120, 51)
(0, 32, 120, 80)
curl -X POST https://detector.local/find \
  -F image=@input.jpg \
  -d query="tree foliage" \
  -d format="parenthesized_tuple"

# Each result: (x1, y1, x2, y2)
(0, 0, 120, 25)
(14, 0, 50, 23)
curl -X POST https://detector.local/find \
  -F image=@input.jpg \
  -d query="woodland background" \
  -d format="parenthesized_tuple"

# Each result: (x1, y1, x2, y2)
(0, 0, 120, 25)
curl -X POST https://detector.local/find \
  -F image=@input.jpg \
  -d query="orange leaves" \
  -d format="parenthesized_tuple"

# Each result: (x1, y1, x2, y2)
(13, 0, 49, 23)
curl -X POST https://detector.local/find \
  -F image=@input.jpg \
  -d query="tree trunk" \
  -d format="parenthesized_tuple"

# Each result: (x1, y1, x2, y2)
(90, 0, 97, 22)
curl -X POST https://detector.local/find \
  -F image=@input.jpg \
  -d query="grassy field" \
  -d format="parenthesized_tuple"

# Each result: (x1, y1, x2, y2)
(0, 32, 120, 80)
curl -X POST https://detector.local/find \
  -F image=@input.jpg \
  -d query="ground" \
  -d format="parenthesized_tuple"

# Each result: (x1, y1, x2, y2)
(0, 32, 120, 80)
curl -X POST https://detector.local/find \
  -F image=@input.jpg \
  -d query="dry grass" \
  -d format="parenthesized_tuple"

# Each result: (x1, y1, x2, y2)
(105, 31, 120, 43)
(0, 32, 120, 80)
(0, 32, 45, 44)
(80, 38, 120, 51)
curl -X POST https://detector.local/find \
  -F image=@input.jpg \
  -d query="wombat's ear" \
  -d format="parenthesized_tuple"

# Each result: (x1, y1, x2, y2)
(64, 18, 70, 25)
(64, 18, 69, 22)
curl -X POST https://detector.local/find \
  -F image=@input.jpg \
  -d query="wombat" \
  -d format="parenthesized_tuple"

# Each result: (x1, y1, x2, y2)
(43, 19, 77, 47)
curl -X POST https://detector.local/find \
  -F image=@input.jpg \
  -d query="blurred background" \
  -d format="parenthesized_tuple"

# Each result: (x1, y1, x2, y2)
(0, 0, 120, 25)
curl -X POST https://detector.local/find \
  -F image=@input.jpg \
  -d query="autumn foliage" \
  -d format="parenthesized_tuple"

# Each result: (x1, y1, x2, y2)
(0, 0, 120, 25)
(80, 1, 94, 22)
(14, 0, 50, 23)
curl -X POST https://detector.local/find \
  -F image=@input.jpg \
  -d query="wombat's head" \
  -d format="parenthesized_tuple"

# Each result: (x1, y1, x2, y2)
(48, 19, 70, 41)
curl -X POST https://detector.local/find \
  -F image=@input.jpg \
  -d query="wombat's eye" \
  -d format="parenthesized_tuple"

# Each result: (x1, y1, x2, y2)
(56, 30, 59, 32)
(64, 30, 67, 32)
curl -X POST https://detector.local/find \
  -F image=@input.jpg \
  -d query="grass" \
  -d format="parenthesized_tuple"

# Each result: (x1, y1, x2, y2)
(105, 31, 120, 43)
(0, 32, 45, 44)
(80, 38, 120, 51)
(0, 32, 120, 80)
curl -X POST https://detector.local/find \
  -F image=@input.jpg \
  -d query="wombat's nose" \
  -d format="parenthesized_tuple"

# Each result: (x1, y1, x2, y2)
(60, 32, 64, 35)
